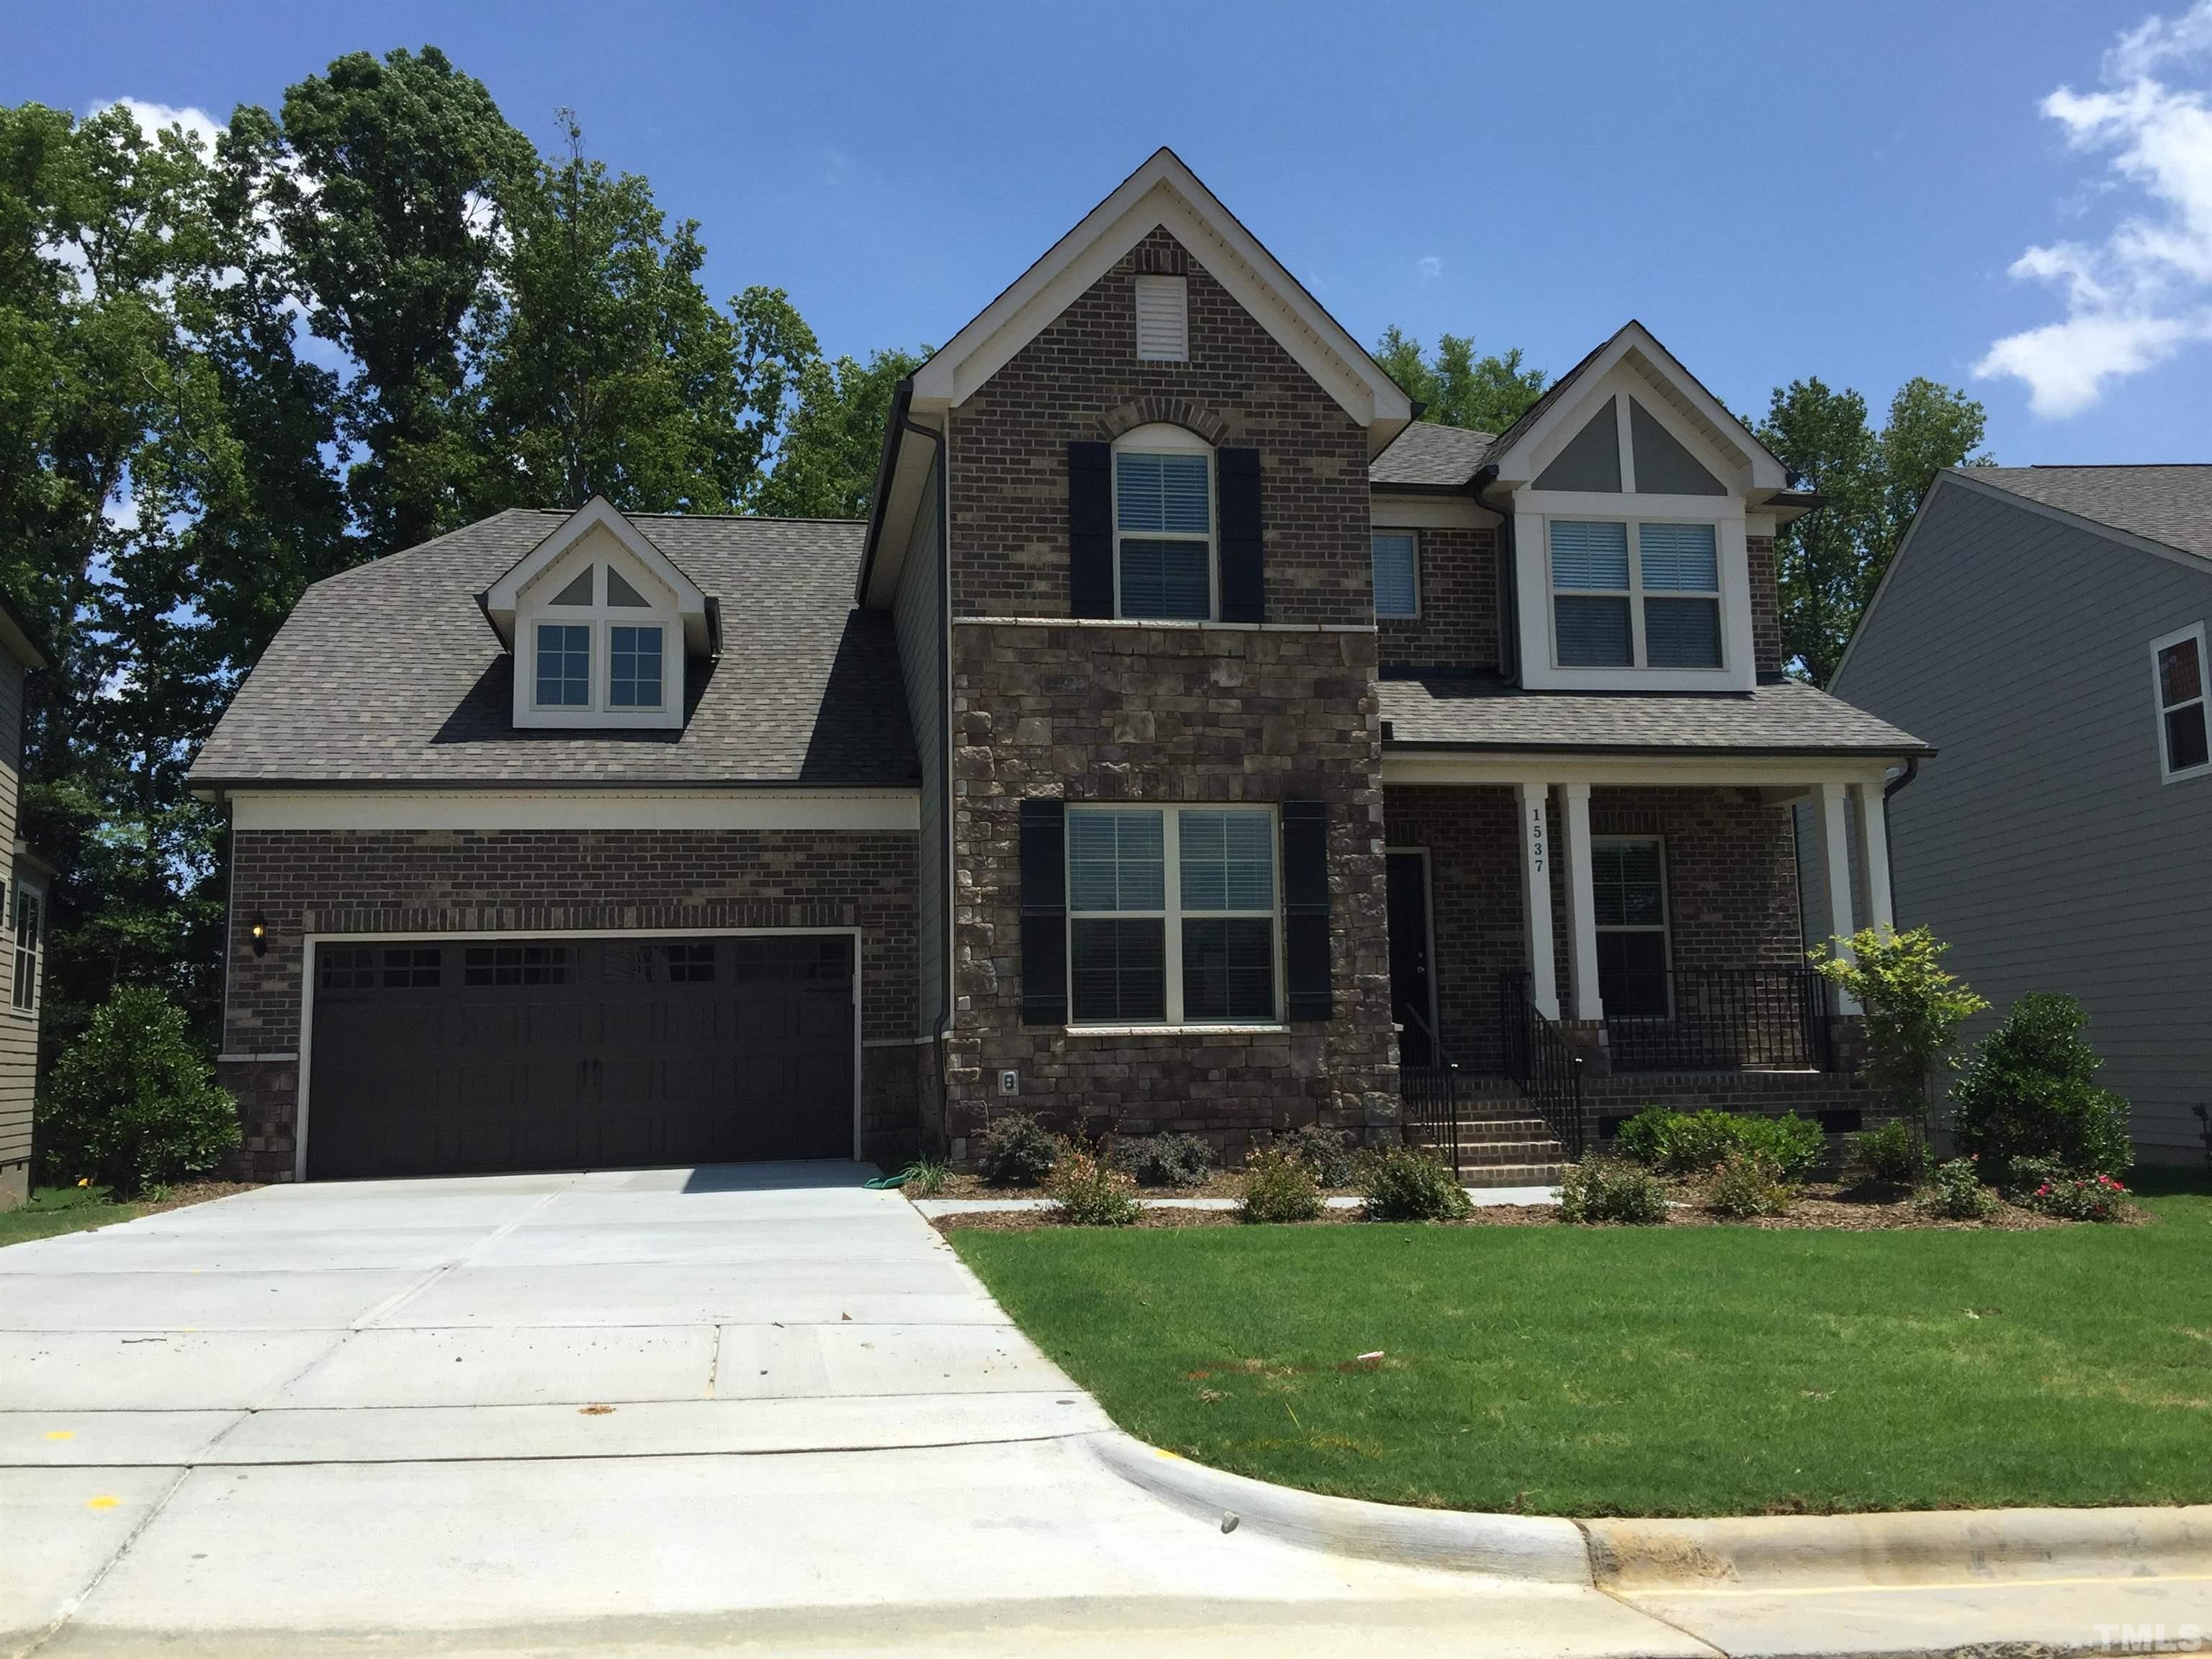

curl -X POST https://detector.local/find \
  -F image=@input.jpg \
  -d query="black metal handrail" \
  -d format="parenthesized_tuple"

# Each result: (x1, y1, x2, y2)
(1498, 971, 1584, 1161)
(1397, 1004, 1460, 1174)
(1604, 967, 1832, 1074)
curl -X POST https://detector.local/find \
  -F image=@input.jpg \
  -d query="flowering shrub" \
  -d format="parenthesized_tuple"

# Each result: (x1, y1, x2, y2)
(1702, 1150, 1796, 1219)
(1920, 1156, 1998, 1221)
(1238, 1149, 1325, 1223)
(1557, 1159, 1668, 1226)
(2023, 1172, 2132, 1223)
(1046, 1149, 1141, 1226)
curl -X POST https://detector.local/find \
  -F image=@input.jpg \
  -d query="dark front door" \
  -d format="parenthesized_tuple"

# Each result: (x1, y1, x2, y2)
(306, 934, 854, 1179)
(1386, 851, 1436, 1066)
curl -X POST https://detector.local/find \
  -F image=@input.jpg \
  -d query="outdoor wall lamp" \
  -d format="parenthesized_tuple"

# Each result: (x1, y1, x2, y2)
(250, 913, 268, 957)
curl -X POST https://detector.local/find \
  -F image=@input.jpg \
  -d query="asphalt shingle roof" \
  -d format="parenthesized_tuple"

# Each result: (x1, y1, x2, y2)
(1377, 675, 1930, 755)
(190, 511, 920, 789)
(1369, 421, 1496, 489)
(1969, 465, 2212, 564)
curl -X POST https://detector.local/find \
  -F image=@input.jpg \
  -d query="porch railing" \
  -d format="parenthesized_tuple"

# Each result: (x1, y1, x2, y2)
(1604, 967, 1833, 1074)
(1397, 1005, 1460, 1174)
(1498, 972, 1585, 1161)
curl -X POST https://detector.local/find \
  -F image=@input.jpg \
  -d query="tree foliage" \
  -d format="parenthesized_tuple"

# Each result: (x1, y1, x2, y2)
(755, 344, 927, 519)
(1811, 925, 1989, 1129)
(1372, 327, 1546, 435)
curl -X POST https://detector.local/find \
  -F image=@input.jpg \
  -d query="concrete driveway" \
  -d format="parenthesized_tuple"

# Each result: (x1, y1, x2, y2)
(0, 1165, 1695, 1658)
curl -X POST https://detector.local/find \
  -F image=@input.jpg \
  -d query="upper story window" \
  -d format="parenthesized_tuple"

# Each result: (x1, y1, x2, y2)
(1372, 531, 1418, 619)
(2152, 623, 2210, 781)
(1112, 426, 1213, 621)
(1550, 520, 1722, 668)
(1134, 274, 1189, 361)
(518, 559, 675, 724)
(11, 877, 42, 1015)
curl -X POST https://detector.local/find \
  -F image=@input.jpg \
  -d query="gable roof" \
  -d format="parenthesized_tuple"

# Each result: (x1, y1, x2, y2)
(481, 497, 712, 655)
(191, 511, 917, 791)
(1969, 465, 2212, 565)
(1370, 422, 1496, 490)
(908, 148, 1412, 441)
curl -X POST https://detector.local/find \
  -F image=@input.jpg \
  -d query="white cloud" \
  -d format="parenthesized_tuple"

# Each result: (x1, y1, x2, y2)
(92, 98, 225, 156)
(1415, 254, 1443, 284)
(1977, 1, 2212, 416)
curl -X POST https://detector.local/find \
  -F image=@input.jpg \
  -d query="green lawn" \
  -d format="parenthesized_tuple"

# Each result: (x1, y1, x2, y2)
(951, 1173, 2212, 1518)
(0, 1184, 163, 1247)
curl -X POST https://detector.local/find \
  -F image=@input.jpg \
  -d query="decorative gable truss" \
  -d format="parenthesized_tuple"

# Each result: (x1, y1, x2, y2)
(481, 498, 714, 730)
(1487, 323, 1786, 693)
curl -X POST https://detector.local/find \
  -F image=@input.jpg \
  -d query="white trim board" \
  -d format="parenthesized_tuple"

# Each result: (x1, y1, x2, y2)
(230, 790, 922, 833)
(293, 924, 866, 1182)
(1381, 752, 1897, 788)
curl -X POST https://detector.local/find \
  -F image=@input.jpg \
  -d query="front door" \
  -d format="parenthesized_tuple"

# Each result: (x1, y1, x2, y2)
(1385, 851, 1436, 1066)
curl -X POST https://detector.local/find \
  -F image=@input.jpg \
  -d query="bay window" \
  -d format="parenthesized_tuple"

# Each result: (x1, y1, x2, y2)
(1068, 805, 1277, 1024)
(1550, 520, 1722, 669)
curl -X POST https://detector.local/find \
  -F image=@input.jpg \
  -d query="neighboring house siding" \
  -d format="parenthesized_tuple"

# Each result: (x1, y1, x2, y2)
(1833, 479, 2212, 1156)
(893, 466, 945, 1038)
(220, 827, 920, 1179)
(0, 655, 28, 1205)
(1375, 521, 1499, 670)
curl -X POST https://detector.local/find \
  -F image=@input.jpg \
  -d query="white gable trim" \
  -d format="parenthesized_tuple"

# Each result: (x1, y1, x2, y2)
(910, 150, 1412, 447)
(483, 498, 710, 656)
(1491, 324, 1784, 494)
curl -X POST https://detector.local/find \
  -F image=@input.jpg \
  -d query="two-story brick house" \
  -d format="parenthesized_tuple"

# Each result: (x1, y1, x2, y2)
(191, 150, 1925, 1184)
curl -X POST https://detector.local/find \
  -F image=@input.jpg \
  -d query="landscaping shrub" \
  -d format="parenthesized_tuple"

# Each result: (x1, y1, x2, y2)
(1557, 1159, 1668, 1225)
(1812, 925, 1988, 1130)
(2020, 1170, 2133, 1223)
(1110, 1132, 1213, 1188)
(1851, 1119, 1927, 1184)
(1609, 1107, 1824, 1180)
(1702, 1150, 1795, 1219)
(1920, 1156, 1999, 1221)
(901, 1158, 951, 1197)
(1359, 1147, 1473, 1221)
(1045, 1149, 1141, 1226)
(1950, 994, 2133, 1183)
(1238, 1149, 1325, 1223)
(35, 986, 240, 1197)
(974, 1112, 1060, 1186)
(1282, 1123, 1357, 1187)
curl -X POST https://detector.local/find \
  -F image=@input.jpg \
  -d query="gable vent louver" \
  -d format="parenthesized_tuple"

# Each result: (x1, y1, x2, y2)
(1134, 274, 1189, 362)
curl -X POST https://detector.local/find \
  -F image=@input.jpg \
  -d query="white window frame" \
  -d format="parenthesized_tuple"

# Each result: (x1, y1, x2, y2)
(1591, 835, 1671, 1021)
(1547, 518, 1725, 671)
(2149, 621, 2211, 783)
(1110, 423, 1217, 623)
(1066, 803, 1282, 1028)
(514, 551, 683, 730)
(11, 874, 42, 1017)
(1372, 529, 1420, 620)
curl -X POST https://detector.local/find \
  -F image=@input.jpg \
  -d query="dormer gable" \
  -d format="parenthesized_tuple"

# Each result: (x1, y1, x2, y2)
(481, 498, 712, 731)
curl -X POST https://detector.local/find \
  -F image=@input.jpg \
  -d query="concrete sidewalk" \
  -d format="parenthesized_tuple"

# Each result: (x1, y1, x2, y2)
(0, 1165, 1691, 1658)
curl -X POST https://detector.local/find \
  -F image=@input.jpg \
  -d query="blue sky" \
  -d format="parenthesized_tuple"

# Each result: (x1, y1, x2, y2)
(9, 0, 2208, 464)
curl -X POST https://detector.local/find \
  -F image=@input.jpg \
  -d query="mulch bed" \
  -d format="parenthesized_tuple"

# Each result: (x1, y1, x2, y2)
(138, 1180, 261, 1216)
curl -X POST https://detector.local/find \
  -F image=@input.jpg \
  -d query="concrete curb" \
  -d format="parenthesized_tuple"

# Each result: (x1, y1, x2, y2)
(1088, 1432, 2212, 1596)
(1082, 1431, 1594, 1584)
(1582, 1505, 2212, 1591)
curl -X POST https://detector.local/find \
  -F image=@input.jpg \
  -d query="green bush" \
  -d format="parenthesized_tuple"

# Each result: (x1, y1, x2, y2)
(1703, 1150, 1795, 1219)
(900, 1158, 951, 1197)
(1359, 1147, 1473, 1222)
(1557, 1159, 1668, 1225)
(1282, 1123, 1357, 1187)
(1046, 1149, 1141, 1226)
(1110, 1132, 1213, 1188)
(1812, 925, 1988, 1128)
(2020, 1170, 2133, 1223)
(1851, 1119, 1927, 1184)
(1920, 1156, 1999, 1221)
(974, 1112, 1061, 1186)
(1238, 1149, 1326, 1223)
(1951, 994, 2133, 1183)
(34, 986, 240, 1197)
(1609, 1107, 1825, 1180)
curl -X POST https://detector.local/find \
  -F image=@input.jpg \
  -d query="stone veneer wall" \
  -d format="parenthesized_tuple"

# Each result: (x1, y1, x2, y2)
(1375, 524, 1499, 671)
(1382, 784, 1806, 1071)
(220, 828, 918, 1180)
(944, 623, 1395, 1160)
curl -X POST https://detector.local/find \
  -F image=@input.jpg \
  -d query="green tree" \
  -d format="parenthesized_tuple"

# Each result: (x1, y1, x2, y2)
(237, 46, 534, 552)
(755, 344, 927, 519)
(1372, 327, 1547, 434)
(1811, 925, 1989, 1136)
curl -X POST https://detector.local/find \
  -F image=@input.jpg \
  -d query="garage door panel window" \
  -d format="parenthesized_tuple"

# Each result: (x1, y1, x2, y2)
(320, 947, 377, 991)
(382, 947, 441, 988)
(465, 944, 572, 986)
(664, 942, 716, 981)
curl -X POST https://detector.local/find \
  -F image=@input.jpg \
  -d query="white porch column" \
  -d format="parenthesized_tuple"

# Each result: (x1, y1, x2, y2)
(1811, 781, 1860, 1012)
(1516, 782, 1560, 1020)
(1560, 782, 1603, 1021)
(1853, 781, 1894, 934)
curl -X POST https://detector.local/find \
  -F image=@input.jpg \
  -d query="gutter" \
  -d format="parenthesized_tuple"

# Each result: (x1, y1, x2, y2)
(854, 375, 917, 606)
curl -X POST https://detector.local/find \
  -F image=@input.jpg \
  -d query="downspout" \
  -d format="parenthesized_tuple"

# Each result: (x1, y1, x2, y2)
(1880, 755, 1922, 921)
(912, 413, 955, 1140)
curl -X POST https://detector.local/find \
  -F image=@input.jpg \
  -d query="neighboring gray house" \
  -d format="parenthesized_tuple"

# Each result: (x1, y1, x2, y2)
(1831, 464, 2212, 1165)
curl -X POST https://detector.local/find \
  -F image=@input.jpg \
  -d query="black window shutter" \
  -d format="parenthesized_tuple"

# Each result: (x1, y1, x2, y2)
(1068, 442, 1113, 619)
(1020, 799, 1068, 1025)
(1281, 800, 1331, 1020)
(1217, 447, 1264, 623)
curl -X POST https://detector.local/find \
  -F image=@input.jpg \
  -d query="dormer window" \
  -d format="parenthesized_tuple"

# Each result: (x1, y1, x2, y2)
(1550, 520, 1722, 669)
(518, 561, 675, 720)
(1112, 424, 1213, 620)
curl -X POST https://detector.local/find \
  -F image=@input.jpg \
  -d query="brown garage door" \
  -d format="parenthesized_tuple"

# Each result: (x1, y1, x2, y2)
(305, 935, 853, 1179)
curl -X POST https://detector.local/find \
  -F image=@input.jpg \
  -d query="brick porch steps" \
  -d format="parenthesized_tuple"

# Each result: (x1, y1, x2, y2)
(1413, 1103, 1568, 1189)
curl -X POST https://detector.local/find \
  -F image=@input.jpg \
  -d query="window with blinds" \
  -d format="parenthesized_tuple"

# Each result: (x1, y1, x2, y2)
(1371, 531, 1418, 619)
(1549, 519, 1722, 670)
(1115, 445, 1212, 620)
(1134, 274, 1188, 361)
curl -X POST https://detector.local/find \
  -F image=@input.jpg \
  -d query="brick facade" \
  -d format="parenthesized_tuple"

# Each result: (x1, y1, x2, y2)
(1375, 524, 1501, 672)
(220, 829, 918, 1180)
(1749, 533, 1782, 680)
